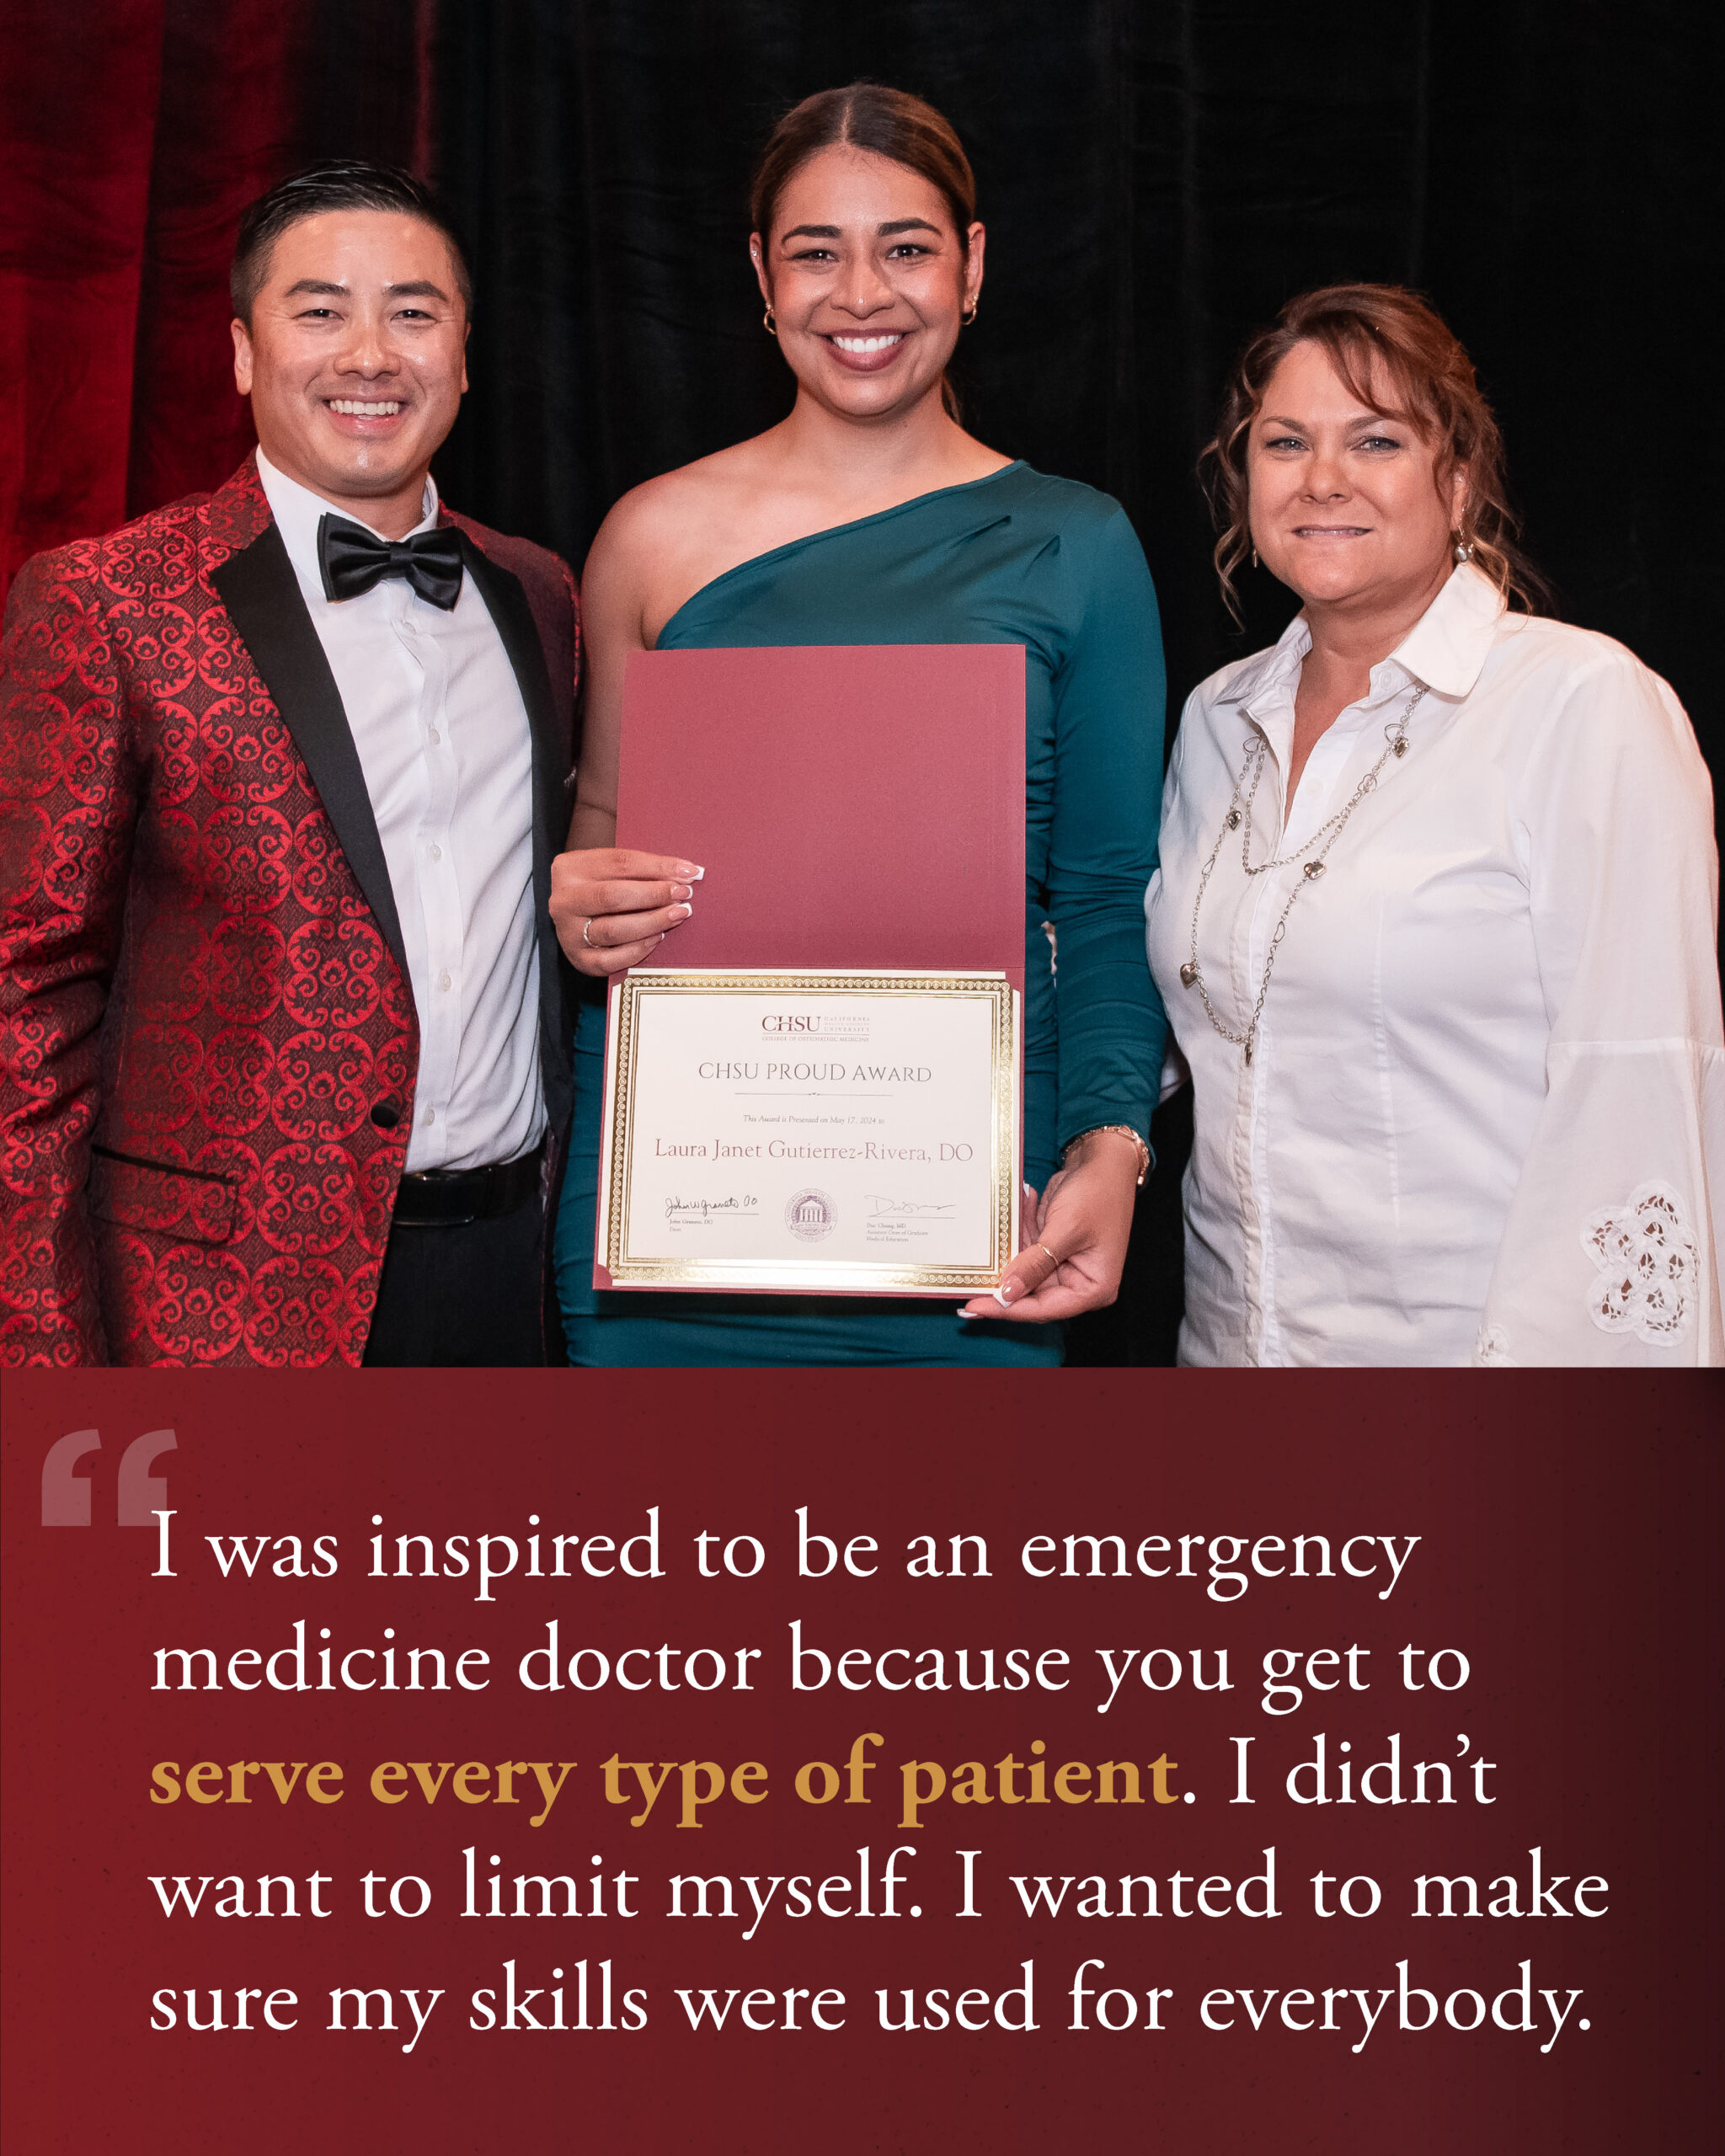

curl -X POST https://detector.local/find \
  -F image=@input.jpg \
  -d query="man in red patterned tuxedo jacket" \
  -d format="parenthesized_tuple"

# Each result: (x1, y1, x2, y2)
(0, 164, 578, 1366)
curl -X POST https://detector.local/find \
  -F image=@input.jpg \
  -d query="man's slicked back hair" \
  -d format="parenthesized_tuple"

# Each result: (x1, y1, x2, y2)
(230, 160, 473, 325)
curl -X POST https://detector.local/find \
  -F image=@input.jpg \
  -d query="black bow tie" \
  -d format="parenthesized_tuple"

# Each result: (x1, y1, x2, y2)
(317, 514, 465, 610)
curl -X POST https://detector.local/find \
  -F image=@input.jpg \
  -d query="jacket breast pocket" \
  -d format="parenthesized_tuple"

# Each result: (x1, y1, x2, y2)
(88, 1147, 238, 1246)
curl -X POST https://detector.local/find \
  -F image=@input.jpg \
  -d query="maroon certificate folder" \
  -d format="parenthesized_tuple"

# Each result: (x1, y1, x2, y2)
(614, 644, 1025, 987)
(595, 644, 1026, 1294)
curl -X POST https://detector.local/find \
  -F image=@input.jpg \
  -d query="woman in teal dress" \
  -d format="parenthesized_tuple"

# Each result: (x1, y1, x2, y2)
(547, 84, 1166, 1366)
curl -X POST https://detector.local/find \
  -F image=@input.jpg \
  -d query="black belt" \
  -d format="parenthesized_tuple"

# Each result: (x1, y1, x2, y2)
(393, 1142, 545, 1228)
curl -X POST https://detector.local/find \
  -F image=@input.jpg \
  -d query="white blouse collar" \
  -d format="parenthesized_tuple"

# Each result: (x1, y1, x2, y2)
(1393, 563, 1509, 696)
(1220, 563, 1509, 712)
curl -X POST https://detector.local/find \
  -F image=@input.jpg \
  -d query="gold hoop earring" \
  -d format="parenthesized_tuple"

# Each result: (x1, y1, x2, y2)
(960, 301, 978, 327)
(763, 306, 777, 338)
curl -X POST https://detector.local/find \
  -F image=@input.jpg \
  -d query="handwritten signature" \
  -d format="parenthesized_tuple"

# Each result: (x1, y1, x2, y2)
(666, 1195, 757, 1220)
(866, 1195, 957, 1219)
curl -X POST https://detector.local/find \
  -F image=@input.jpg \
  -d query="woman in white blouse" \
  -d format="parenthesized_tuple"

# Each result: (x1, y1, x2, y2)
(1146, 284, 1722, 1366)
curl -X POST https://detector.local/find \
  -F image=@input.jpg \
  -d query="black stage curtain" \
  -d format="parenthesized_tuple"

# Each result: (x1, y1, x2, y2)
(422, 0, 1717, 1364)
(430, 0, 1717, 718)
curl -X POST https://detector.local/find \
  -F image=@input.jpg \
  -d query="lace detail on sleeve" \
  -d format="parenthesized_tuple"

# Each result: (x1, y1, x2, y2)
(1581, 1180, 1697, 1345)
(1473, 1325, 1517, 1367)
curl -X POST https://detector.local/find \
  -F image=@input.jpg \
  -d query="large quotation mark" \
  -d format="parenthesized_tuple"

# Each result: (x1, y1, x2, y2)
(118, 1429, 177, 1524)
(40, 1429, 177, 1525)
(40, 1429, 100, 1525)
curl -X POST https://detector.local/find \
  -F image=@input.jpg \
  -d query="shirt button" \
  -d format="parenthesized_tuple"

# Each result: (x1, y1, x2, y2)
(429, 843, 441, 861)
(429, 728, 441, 744)
(425, 1107, 436, 1125)
(439, 971, 452, 991)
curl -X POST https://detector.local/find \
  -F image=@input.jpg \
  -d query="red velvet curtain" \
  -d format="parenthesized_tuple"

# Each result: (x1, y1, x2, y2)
(0, 0, 432, 595)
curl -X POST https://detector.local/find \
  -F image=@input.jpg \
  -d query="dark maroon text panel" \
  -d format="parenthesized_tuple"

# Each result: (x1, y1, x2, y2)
(3, 1372, 1717, 2151)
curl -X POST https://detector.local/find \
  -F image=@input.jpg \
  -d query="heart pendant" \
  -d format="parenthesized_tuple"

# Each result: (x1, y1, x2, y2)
(1302, 861, 1326, 879)
(1179, 962, 1199, 989)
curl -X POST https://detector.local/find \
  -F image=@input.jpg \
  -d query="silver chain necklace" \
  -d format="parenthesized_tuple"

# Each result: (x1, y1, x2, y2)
(1180, 683, 1428, 1065)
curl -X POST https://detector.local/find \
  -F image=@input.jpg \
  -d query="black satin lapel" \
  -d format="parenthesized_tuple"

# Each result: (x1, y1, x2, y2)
(458, 539, 565, 1051)
(211, 523, 411, 990)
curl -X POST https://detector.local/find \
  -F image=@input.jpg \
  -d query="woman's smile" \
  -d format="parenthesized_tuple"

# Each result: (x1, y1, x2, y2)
(821, 328, 912, 371)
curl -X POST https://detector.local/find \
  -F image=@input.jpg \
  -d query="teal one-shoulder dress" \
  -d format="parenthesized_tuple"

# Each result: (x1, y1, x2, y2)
(553, 462, 1167, 1366)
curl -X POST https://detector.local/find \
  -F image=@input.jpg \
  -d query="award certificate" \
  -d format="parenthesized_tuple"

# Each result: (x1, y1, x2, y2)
(597, 969, 1018, 1294)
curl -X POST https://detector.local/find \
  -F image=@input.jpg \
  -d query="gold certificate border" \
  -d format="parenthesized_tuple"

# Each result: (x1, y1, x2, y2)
(599, 969, 1018, 1292)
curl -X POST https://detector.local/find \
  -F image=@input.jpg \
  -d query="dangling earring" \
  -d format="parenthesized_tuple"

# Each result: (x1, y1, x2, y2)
(1453, 531, 1474, 563)
(763, 306, 777, 337)
(960, 300, 978, 327)
(1251, 544, 1259, 569)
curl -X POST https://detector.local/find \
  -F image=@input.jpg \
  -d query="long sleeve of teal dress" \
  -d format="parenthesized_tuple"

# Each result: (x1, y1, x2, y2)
(553, 462, 1167, 1366)
(1035, 499, 1168, 1164)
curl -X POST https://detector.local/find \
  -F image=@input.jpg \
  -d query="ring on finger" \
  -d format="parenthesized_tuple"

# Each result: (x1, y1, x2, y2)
(1038, 1242, 1062, 1268)
(581, 917, 595, 948)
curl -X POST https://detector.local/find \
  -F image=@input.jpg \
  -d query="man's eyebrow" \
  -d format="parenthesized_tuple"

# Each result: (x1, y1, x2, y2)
(279, 278, 451, 301)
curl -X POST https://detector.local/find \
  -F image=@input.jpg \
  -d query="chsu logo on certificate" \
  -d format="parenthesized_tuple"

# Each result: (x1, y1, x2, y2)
(786, 1188, 836, 1241)
(761, 1012, 870, 1038)
(595, 969, 1019, 1294)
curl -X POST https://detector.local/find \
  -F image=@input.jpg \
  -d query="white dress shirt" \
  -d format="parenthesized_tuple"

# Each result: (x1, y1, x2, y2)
(256, 448, 546, 1173)
(1146, 564, 1722, 1367)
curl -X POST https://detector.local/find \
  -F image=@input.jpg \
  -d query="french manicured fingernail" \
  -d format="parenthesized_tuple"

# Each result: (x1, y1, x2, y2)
(993, 1284, 1013, 1306)
(671, 883, 692, 900)
(670, 904, 692, 921)
(674, 862, 704, 880)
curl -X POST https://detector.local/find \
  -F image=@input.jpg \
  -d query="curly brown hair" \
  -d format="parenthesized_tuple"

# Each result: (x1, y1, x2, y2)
(1199, 283, 1546, 624)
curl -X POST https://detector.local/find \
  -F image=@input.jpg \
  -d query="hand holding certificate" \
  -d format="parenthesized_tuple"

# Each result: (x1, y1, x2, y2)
(594, 644, 1027, 1296)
